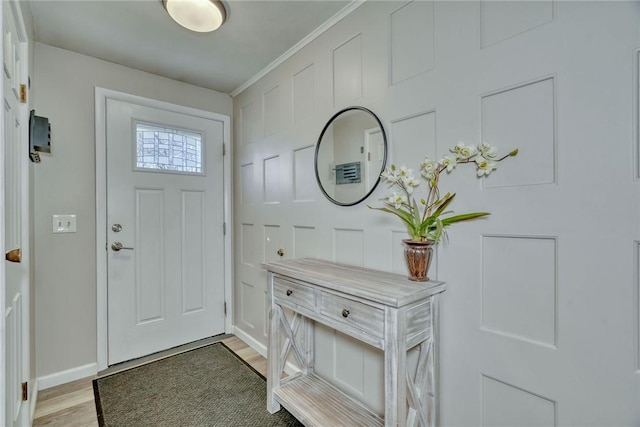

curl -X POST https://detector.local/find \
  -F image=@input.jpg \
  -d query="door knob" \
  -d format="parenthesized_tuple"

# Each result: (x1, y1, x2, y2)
(112, 224, 123, 232)
(277, 248, 285, 257)
(111, 242, 134, 251)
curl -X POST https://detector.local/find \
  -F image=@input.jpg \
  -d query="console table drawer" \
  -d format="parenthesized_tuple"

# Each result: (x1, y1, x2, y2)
(274, 276, 315, 310)
(320, 292, 384, 338)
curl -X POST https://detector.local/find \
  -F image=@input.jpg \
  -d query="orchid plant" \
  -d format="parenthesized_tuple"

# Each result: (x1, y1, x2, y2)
(370, 142, 518, 243)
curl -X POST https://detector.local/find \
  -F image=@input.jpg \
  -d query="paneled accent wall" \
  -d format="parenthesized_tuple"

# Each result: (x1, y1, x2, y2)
(233, 1, 640, 424)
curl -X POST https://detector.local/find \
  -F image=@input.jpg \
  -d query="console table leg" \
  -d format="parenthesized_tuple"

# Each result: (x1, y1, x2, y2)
(384, 306, 408, 427)
(267, 275, 281, 414)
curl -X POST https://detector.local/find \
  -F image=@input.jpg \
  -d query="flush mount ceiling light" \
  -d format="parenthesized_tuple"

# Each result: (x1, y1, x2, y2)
(163, 0, 227, 33)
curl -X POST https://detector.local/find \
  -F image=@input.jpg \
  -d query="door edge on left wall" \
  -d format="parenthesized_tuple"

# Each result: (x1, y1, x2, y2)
(94, 87, 233, 371)
(2, 1, 32, 426)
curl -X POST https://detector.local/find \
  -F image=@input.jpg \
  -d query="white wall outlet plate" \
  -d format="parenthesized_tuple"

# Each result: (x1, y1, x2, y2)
(52, 214, 77, 233)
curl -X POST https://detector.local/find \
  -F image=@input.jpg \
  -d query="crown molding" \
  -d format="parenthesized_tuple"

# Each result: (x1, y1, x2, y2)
(230, 0, 365, 98)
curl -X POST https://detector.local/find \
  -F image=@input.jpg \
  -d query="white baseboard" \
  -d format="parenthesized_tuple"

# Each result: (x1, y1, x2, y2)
(233, 326, 267, 357)
(37, 362, 98, 390)
(232, 325, 299, 376)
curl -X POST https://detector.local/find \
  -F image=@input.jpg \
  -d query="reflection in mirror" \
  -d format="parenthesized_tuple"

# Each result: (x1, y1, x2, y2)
(315, 107, 387, 206)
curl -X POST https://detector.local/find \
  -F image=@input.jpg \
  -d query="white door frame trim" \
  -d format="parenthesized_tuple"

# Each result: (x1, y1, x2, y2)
(95, 87, 233, 371)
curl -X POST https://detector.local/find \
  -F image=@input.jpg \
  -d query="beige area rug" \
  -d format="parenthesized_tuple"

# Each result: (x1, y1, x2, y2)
(93, 343, 302, 426)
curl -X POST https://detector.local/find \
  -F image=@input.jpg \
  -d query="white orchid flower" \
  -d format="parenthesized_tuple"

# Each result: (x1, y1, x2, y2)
(439, 154, 457, 172)
(398, 165, 413, 178)
(402, 176, 420, 194)
(476, 156, 497, 176)
(420, 157, 437, 179)
(381, 167, 400, 183)
(478, 142, 498, 159)
(387, 191, 407, 209)
(451, 142, 478, 160)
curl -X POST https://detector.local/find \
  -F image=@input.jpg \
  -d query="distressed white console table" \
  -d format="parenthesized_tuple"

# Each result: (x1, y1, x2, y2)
(264, 258, 445, 427)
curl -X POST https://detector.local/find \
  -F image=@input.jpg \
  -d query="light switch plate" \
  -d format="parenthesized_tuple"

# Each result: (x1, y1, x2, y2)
(52, 214, 77, 233)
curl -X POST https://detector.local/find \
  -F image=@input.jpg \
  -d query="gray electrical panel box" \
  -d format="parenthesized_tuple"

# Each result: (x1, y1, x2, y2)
(29, 110, 51, 154)
(335, 161, 361, 185)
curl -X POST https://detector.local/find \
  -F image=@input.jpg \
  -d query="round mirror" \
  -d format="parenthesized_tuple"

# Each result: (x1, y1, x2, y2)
(314, 107, 387, 206)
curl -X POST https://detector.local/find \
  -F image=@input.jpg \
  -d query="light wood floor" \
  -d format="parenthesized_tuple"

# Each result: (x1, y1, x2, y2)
(32, 336, 266, 426)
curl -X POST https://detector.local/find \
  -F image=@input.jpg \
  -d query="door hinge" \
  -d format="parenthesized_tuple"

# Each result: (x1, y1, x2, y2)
(20, 84, 27, 103)
(222, 143, 226, 156)
(368, 152, 371, 161)
(224, 301, 227, 316)
(21, 382, 28, 401)
(223, 222, 226, 235)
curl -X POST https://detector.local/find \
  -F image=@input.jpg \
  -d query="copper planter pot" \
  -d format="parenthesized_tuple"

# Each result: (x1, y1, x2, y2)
(402, 239, 434, 282)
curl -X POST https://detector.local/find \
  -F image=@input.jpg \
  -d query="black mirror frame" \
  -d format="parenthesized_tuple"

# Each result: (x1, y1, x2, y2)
(314, 106, 388, 207)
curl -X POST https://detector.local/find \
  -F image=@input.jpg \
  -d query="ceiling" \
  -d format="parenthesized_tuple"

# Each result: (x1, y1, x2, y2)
(26, 0, 352, 95)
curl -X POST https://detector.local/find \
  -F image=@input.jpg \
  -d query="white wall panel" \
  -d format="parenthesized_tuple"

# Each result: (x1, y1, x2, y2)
(264, 155, 281, 203)
(241, 162, 255, 205)
(264, 225, 282, 263)
(314, 324, 385, 415)
(293, 146, 316, 202)
(181, 191, 205, 314)
(481, 77, 555, 187)
(241, 101, 260, 146)
(390, 0, 434, 85)
(241, 282, 256, 329)
(293, 64, 315, 124)
(264, 85, 281, 136)
(333, 34, 363, 107)
(241, 223, 257, 267)
(334, 331, 366, 395)
(333, 228, 364, 266)
(482, 376, 556, 427)
(293, 226, 316, 258)
(390, 110, 436, 167)
(391, 230, 407, 275)
(482, 235, 556, 347)
(480, 1, 554, 48)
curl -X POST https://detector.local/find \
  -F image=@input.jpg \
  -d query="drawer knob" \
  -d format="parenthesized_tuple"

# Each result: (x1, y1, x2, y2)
(342, 309, 350, 318)
(286, 289, 293, 296)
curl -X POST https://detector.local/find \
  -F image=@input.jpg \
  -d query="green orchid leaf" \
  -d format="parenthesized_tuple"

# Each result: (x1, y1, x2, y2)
(441, 212, 490, 226)
(431, 193, 456, 218)
(412, 199, 421, 226)
(368, 205, 416, 233)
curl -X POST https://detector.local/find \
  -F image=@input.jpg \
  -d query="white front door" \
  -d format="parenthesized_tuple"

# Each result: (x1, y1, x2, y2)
(106, 98, 225, 365)
(3, 1, 29, 425)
